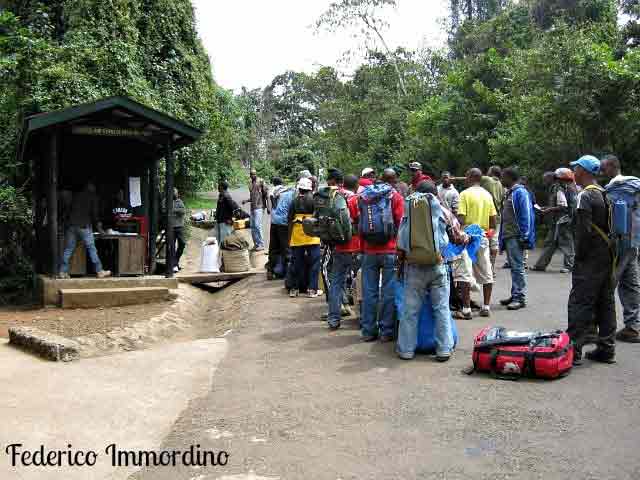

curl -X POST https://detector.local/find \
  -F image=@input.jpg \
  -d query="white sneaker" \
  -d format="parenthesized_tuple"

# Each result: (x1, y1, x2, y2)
(57, 272, 70, 280)
(173, 266, 179, 273)
(307, 290, 323, 298)
(289, 289, 299, 298)
(96, 270, 112, 279)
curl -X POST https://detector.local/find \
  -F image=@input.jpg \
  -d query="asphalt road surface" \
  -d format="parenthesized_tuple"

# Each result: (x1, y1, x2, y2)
(131, 251, 640, 480)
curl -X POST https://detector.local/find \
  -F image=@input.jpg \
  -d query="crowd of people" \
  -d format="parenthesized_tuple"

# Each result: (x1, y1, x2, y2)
(222, 155, 640, 365)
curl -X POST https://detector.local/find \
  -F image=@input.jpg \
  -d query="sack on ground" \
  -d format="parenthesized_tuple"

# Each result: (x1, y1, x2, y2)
(200, 239, 221, 273)
(358, 184, 395, 244)
(471, 326, 573, 379)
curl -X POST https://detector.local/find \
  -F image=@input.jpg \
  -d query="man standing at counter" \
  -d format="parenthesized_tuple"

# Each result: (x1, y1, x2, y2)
(58, 182, 111, 279)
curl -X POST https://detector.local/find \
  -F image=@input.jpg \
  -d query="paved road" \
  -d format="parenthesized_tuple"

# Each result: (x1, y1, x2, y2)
(132, 252, 640, 480)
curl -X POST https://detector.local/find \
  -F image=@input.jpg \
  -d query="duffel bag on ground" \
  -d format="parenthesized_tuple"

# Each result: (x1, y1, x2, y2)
(470, 326, 573, 379)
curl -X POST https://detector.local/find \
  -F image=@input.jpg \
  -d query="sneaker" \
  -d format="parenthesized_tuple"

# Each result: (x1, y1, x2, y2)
(57, 272, 70, 279)
(173, 266, 179, 273)
(254, 246, 265, 252)
(307, 289, 323, 298)
(616, 327, 640, 343)
(341, 305, 353, 317)
(266, 271, 274, 281)
(453, 311, 473, 320)
(329, 323, 341, 331)
(479, 308, 491, 318)
(361, 335, 378, 343)
(530, 266, 546, 272)
(470, 301, 482, 311)
(379, 335, 394, 343)
(289, 289, 299, 298)
(507, 301, 526, 311)
(502, 262, 511, 269)
(559, 268, 571, 274)
(585, 349, 616, 364)
(96, 270, 112, 279)
(499, 297, 513, 306)
(398, 352, 415, 360)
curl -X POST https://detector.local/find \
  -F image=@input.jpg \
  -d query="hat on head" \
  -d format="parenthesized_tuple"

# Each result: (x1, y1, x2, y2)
(570, 155, 600, 175)
(299, 169, 312, 179)
(361, 167, 375, 177)
(409, 162, 422, 171)
(297, 178, 313, 191)
(441, 171, 451, 177)
(554, 168, 574, 181)
(327, 168, 343, 181)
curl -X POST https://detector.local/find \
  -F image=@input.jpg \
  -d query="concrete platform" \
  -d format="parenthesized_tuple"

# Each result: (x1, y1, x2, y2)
(38, 275, 179, 306)
(60, 287, 170, 309)
(176, 271, 256, 285)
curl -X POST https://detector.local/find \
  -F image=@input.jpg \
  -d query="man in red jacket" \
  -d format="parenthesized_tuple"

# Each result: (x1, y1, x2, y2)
(360, 170, 405, 342)
(327, 172, 361, 330)
(409, 162, 432, 193)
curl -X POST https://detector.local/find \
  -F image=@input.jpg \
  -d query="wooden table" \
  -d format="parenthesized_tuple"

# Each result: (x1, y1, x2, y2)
(95, 234, 145, 276)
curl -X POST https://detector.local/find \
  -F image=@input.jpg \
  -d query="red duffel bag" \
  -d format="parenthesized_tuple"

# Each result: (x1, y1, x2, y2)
(470, 326, 573, 380)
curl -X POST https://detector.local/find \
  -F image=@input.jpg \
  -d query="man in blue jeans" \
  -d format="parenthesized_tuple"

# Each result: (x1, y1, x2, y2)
(359, 171, 404, 342)
(58, 182, 111, 279)
(243, 168, 270, 251)
(499, 167, 536, 310)
(396, 182, 454, 361)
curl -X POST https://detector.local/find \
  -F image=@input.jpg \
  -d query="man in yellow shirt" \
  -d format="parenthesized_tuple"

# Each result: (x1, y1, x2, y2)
(457, 168, 497, 318)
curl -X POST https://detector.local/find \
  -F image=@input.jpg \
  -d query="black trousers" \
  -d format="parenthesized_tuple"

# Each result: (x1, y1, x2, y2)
(267, 224, 290, 274)
(567, 256, 616, 355)
(174, 227, 186, 267)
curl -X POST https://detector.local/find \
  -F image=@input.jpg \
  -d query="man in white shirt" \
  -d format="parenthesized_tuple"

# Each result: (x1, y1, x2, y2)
(437, 171, 460, 215)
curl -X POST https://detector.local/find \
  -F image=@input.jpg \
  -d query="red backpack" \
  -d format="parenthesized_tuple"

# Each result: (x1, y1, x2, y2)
(469, 326, 573, 380)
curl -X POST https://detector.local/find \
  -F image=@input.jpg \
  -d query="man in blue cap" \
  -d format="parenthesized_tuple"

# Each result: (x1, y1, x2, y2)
(567, 155, 616, 365)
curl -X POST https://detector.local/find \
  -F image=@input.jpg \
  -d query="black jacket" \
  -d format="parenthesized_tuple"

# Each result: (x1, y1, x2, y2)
(216, 191, 240, 224)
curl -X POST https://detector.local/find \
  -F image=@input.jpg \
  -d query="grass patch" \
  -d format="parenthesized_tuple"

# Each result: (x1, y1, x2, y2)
(184, 194, 215, 212)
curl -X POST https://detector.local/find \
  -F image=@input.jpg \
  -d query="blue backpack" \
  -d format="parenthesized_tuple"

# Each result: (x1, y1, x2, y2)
(605, 177, 640, 252)
(358, 184, 396, 244)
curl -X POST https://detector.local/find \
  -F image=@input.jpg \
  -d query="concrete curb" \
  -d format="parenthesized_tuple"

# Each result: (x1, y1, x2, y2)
(8, 327, 80, 362)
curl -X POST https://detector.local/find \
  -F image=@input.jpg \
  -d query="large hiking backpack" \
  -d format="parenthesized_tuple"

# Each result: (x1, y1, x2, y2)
(302, 187, 352, 245)
(605, 177, 640, 252)
(398, 193, 443, 265)
(470, 326, 573, 380)
(358, 184, 396, 245)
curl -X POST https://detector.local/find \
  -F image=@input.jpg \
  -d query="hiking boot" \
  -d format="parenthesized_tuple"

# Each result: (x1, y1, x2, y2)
(57, 272, 70, 280)
(585, 349, 616, 364)
(96, 270, 112, 279)
(479, 308, 491, 318)
(379, 335, 394, 343)
(453, 311, 473, 320)
(616, 327, 640, 343)
(507, 301, 526, 311)
(361, 335, 378, 343)
(289, 289, 299, 298)
(499, 297, 513, 306)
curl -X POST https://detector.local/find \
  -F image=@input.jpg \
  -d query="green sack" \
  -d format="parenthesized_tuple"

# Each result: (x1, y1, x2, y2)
(312, 187, 353, 245)
(406, 195, 440, 265)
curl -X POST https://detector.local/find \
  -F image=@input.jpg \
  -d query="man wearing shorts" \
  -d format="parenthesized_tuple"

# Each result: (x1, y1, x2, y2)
(458, 168, 498, 318)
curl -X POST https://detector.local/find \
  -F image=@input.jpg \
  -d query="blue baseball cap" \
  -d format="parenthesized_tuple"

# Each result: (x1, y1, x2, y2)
(570, 155, 601, 175)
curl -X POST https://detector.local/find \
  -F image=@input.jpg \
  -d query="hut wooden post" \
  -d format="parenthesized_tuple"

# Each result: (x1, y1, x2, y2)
(164, 139, 175, 278)
(148, 159, 158, 274)
(47, 131, 59, 276)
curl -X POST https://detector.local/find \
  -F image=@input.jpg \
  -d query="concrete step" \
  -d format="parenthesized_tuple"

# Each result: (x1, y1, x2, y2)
(60, 287, 170, 309)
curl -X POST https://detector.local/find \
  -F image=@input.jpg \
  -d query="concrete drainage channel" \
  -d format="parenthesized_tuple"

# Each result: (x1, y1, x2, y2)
(8, 278, 252, 361)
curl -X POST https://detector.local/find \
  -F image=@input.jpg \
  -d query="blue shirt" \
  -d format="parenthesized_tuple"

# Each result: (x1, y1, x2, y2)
(271, 189, 295, 226)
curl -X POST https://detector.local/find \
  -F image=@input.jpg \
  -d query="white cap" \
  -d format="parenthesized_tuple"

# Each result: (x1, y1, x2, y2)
(297, 178, 313, 191)
(361, 167, 375, 177)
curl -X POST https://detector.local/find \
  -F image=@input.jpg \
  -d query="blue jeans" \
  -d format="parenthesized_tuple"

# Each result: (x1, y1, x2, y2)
(61, 225, 103, 273)
(504, 237, 526, 303)
(397, 263, 453, 357)
(328, 253, 354, 327)
(251, 208, 265, 249)
(361, 253, 396, 338)
(292, 245, 321, 291)
(217, 222, 234, 246)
